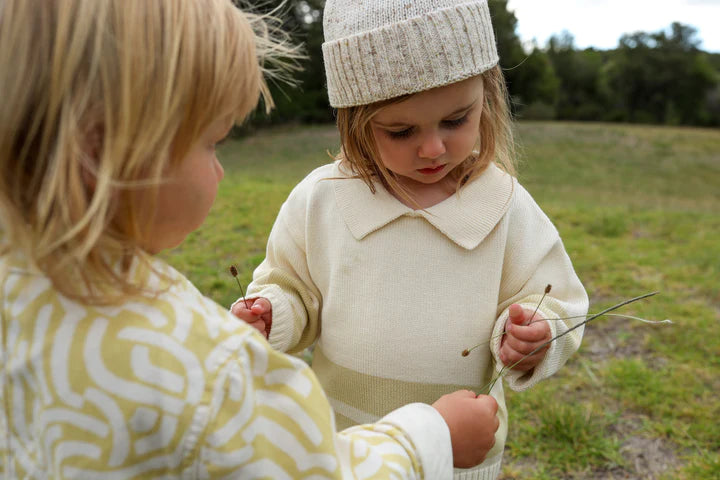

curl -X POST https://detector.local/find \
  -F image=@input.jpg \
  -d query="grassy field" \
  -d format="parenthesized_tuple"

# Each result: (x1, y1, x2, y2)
(164, 121, 720, 479)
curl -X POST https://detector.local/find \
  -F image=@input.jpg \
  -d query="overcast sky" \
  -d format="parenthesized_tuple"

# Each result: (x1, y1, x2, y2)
(506, 0, 720, 52)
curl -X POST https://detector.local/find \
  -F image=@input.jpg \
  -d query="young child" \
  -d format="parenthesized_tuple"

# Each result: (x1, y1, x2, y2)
(232, 0, 589, 478)
(0, 0, 502, 478)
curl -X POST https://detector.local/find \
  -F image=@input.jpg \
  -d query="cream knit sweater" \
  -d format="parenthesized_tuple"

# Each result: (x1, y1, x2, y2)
(245, 161, 589, 479)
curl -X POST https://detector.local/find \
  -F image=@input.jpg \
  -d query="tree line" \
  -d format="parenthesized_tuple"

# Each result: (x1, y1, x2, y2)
(248, 0, 720, 128)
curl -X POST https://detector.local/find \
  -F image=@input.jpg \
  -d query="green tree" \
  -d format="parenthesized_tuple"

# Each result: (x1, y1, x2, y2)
(489, 0, 558, 115)
(546, 32, 610, 121)
(605, 22, 717, 125)
(510, 45, 559, 119)
(246, 1, 331, 128)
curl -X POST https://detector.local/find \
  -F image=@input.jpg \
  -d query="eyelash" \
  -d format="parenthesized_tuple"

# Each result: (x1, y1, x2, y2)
(387, 128, 414, 139)
(444, 115, 469, 128)
(385, 114, 469, 140)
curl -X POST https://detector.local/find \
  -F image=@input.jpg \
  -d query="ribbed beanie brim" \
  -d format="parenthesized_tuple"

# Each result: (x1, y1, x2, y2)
(322, 0, 498, 108)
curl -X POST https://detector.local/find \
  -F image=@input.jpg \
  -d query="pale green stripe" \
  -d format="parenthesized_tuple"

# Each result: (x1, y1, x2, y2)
(313, 347, 489, 417)
(313, 345, 510, 464)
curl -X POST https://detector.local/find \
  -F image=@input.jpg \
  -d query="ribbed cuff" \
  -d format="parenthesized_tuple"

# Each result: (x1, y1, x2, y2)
(381, 403, 453, 480)
(247, 283, 297, 353)
(453, 453, 503, 479)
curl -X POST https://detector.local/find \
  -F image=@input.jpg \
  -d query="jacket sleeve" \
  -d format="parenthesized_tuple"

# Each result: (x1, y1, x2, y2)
(245, 188, 322, 355)
(490, 185, 589, 391)
(198, 327, 453, 479)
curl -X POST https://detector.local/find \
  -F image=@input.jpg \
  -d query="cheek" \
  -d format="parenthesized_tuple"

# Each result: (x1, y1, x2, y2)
(376, 134, 412, 162)
(375, 139, 393, 163)
(377, 142, 410, 172)
(371, 132, 395, 166)
(454, 121, 480, 152)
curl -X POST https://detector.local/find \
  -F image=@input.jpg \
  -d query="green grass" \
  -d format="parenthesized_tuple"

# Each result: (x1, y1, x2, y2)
(163, 121, 720, 479)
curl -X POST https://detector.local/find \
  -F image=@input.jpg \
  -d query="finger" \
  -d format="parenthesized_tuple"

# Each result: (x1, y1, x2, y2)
(499, 343, 519, 366)
(498, 340, 517, 364)
(513, 351, 546, 371)
(506, 334, 551, 357)
(453, 389, 478, 399)
(475, 394, 498, 414)
(230, 301, 247, 316)
(251, 297, 272, 314)
(231, 307, 256, 322)
(507, 321, 551, 343)
(506, 348, 546, 371)
(248, 319, 266, 334)
(503, 334, 536, 355)
(508, 304, 526, 326)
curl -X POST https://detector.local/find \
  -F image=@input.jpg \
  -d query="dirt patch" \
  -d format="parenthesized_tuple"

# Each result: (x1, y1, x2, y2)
(581, 315, 667, 368)
(501, 415, 682, 479)
(584, 323, 645, 361)
(619, 436, 679, 479)
(577, 415, 681, 480)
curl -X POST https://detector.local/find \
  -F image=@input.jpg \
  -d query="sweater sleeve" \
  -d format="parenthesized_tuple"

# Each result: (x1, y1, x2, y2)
(199, 327, 453, 479)
(245, 189, 322, 355)
(490, 185, 589, 391)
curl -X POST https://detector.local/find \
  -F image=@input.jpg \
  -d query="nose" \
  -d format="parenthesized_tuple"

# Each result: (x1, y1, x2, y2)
(417, 130, 446, 160)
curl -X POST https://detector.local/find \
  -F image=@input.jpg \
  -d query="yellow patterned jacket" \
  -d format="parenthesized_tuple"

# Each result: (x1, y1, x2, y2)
(0, 250, 452, 479)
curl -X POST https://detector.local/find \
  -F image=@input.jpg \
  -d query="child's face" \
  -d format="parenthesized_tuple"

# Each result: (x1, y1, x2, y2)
(141, 116, 231, 253)
(369, 76, 483, 196)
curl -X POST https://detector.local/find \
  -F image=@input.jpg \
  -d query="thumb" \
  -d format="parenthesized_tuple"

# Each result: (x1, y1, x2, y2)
(508, 304, 526, 326)
(251, 297, 271, 314)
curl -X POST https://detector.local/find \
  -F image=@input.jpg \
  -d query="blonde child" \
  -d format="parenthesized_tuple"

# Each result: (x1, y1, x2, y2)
(0, 0, 502, 478)
(232, 0, 589, 478)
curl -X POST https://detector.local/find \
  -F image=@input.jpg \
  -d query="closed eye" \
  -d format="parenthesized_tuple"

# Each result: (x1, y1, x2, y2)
(386, 127, 415, 140)
(442, 114, 469, 129)
(381, 110, 470, 140)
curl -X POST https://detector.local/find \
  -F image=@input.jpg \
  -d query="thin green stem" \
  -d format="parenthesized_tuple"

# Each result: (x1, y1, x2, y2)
(463, 312, 670, 358)
(479, 291, 660, 394)
(464, 285, 550, 357)
(529, 284, 552, 325)
(464, 313, 669, 357)
(229, 264, 250, 309)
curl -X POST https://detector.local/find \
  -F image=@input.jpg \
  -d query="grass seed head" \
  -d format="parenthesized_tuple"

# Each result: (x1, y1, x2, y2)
(228, 264, 249, 309)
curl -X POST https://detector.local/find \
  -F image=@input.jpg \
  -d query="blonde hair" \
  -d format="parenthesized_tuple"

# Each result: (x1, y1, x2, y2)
(335, 65, 516, 203)
(0, 0, 292, 304)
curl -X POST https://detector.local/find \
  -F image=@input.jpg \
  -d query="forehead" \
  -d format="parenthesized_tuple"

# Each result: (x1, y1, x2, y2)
(373, 76, 484, 123)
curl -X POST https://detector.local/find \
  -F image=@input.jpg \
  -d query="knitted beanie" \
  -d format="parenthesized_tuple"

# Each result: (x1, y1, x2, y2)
(322, 0, 499, 108)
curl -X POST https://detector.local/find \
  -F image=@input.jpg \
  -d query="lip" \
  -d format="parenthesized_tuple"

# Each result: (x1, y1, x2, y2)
(417, 165, 446, 175)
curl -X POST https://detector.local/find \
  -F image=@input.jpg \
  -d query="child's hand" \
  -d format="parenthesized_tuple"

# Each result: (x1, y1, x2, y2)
(499, 304, 551, 372)
(432, 390, 499, 468)
(231, 297, 272, 338)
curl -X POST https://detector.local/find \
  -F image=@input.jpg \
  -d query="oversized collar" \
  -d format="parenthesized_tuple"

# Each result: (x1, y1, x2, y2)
(332, 162, 515, 250)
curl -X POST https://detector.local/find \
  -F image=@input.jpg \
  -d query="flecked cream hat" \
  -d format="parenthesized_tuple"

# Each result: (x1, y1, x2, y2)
(322, 0, 499, 108)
